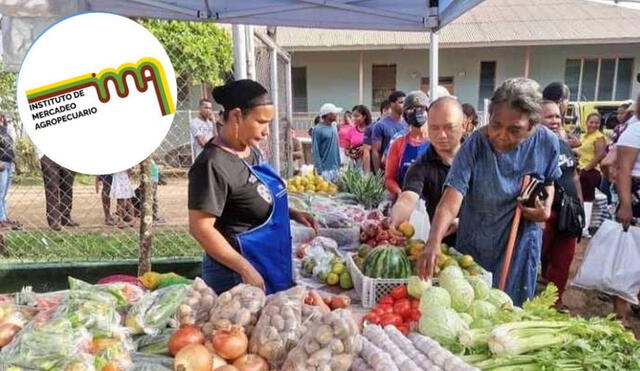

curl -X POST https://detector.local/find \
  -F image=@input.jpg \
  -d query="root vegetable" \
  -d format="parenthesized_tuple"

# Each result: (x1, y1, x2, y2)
(169, 325, 205, 356)
(232, 354, 268, 371)
(214, 366, 238, 371)
(173, 344, 212, 371)
(329, 296, 351, 310)
(212, 327, 248, 360)
(212, 353, 227, 369)
(315, 324, 333, 345)
(330, 354, 353, 371)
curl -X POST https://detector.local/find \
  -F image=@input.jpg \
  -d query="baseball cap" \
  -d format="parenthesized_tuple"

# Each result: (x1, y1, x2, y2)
(403, 91, 429, 111)
(319, 103, 343, 117)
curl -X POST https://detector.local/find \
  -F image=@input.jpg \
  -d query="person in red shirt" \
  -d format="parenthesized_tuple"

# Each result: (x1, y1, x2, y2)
(384, 91, 430, 197)
(345, 105, 372, 168)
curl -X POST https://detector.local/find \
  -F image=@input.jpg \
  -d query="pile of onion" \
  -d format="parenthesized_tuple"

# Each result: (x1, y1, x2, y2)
(174, 344, 213, 371)
(169, 325, 205, 356)
(211, 327, 248, 360)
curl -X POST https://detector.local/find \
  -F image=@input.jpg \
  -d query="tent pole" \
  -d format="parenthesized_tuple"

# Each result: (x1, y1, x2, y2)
(429, 31, 439, 100)
(270, 48, 281, 173)
(233, 24, 247, 79)
(245, 25, 256, 80)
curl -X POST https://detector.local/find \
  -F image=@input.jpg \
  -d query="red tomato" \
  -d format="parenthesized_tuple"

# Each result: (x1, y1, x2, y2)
(407, 308, 421, 322)
(379, 313, 403, 327)
(390, 285, 408, 300)
(376, 304, 393, 315)
(364, 313, 380, 325)
(397, 323, 410, 335)
(379, 295, 394, 305)
(370, 308, 384, 317)
(393, 299, 411, 318)
(410, 299, 420, 309)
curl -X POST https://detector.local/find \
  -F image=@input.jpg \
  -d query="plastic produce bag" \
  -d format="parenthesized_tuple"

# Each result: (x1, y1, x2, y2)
(409, 200, 430, 241)
(69, 277, 144, 307)
(318, 226, 360, 251)
(134, 329, 173, 356)
(282, 309, 362, 371)
(202, 284, 266, 335)
(129, 353, 173, 371)
(316, 211, 354, 229)
(0, 317, 95, 370)
(249, 286, 307, 368)
(126, 284, 188, 335)
(572, 220, 640, 304)
(291, 221, 317, 245)
(175, 277, 218, 328)
(0, 303, 38, 349)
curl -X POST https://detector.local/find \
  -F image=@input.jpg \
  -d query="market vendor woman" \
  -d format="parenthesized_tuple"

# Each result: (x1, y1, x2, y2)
(188, 79, 318, 295)
(419, 78, 561, 305)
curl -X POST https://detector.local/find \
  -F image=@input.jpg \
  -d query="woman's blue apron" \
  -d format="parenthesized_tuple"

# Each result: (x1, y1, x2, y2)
(203, 158, 294, 295)
(397, 138, 430, 186)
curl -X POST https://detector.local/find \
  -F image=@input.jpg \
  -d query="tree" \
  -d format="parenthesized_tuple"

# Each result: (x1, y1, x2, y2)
(139, 19, 233, 105)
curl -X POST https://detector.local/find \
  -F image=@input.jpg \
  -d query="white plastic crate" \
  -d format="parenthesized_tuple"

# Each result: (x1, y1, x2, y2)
(346, 251, 493, 308)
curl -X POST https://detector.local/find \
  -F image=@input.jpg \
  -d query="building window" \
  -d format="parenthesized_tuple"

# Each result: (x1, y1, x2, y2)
(478, 61, 496, 108)
(564, 58, 634, 101)
(292, 67, 307, 112)
(420, 76, 455, 95)
(372, 64, 396, 109)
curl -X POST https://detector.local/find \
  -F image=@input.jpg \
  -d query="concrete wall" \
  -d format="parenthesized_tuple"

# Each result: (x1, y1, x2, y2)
(291, 44, 640, 114)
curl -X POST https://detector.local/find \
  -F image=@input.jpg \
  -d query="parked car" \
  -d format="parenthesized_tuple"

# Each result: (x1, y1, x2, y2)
(564, 101, 626, 135)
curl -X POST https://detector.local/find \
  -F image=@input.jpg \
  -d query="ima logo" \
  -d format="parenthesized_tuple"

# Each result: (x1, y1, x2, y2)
(25, 57, 175, 116)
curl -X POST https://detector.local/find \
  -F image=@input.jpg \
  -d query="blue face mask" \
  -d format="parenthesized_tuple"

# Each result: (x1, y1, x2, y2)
(405, 107, 427, 127)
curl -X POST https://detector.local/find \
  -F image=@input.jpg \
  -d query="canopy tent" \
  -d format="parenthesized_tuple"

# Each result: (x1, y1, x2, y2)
(0, 0, 486, 101)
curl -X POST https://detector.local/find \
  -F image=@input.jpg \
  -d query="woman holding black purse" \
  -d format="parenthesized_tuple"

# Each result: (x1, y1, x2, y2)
(539, 100, 584, 310)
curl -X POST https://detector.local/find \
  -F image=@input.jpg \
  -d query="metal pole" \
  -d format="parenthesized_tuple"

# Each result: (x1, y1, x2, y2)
(429, 31, 439, 101)
(359, 51, 364, 104)
(523, 45, 531, 78)
(232, 24, 247, 79)
(270, 48, 281, 173)
(285, 58, 294, 177)
(245, 25, 256, 80)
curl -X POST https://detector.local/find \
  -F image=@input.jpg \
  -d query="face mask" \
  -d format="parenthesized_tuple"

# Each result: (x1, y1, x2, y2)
(405, 107, 427, 127)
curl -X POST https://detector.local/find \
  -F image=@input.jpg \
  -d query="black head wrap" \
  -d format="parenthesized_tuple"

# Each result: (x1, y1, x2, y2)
(212, 79, 271, 111)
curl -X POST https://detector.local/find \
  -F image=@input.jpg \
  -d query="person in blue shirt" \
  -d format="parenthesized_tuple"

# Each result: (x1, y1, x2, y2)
(363, 100, 390, 173)
(418, 78, 561, 306)
(312, 103, 342, 182)
(372, 91, 407, 172)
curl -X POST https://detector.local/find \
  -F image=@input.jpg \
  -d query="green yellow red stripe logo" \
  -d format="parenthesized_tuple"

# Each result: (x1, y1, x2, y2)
(26, 57, 175, 116)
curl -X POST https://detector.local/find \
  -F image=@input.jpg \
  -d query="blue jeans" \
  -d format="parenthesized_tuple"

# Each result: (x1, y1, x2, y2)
(0, 161, 13, 222)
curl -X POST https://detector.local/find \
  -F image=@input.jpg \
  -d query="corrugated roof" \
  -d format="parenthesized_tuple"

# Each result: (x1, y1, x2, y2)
(273, 0, 640, 50)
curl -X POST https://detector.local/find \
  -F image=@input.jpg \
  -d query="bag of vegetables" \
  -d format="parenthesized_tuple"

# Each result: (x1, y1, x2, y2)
(175, 277, 217, 328)
(202, 283, 266, 336)
(126, 284, 188, 335)
(282, 309, 362, 371)
(249, 286, 307, 368)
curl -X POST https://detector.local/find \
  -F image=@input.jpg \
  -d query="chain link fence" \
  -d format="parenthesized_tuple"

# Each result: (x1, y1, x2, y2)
(0, 21, 293, 268)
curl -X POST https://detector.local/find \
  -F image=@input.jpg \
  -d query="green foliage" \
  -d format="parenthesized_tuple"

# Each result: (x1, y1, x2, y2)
(0, 64, 17, 122)
(139, 19, 233, 95)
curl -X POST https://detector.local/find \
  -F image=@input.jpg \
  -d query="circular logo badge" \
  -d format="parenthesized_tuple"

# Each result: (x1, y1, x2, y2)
(16, 12, 177, 175)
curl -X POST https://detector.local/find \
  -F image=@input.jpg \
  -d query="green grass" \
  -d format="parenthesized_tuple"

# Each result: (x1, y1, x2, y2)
(12, 173, 97, 187)
(0, 230, 202, 263)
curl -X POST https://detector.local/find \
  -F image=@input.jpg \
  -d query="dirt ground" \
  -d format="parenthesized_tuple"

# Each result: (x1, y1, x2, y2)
(563, 239, 640, 337)
(6, 177, 189, 230)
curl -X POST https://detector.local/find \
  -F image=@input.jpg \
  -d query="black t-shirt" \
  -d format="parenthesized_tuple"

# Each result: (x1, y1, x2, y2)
(554, 139, 579, 204)
(403, 145, 450, 221)
(402, 146, 456, 246)
(188, 142, 273, 250)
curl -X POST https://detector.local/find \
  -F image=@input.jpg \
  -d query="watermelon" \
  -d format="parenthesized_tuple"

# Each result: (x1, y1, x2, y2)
(362, 245, 412, 279)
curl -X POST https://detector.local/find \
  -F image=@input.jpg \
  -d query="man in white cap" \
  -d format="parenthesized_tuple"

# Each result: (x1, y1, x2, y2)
(312, 103, 342, 182)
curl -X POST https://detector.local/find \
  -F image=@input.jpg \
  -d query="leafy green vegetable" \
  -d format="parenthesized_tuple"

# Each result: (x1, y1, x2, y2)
(408, 276, 431, 299)
(420, 286, 452, 310)
(466, 276, 490, 300)
(459, 312, 474, 326)
(439, 265, 464, 284)
(441, 278, 475, 312)
(419, 305, 467, 345)
(486, 289, 513, 310)
(469, 300, 497, 321)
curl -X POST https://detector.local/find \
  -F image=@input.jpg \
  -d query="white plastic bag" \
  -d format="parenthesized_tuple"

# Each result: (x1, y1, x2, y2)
(409, 199, 430, 241)
(572, 219, 640, 304)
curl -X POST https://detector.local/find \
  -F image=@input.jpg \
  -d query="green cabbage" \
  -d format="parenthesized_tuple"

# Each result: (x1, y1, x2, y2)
(420, 286, 452, 311)
(466, 276, 490, 300)
(459, 312, 473, 326)
(441, 278, 475, 312)
(469, 300, 497, 320)
(470, 318, 494, 329)
(439, 265, 464, 285)
(486, 288, 514, 309)
(407, 276, 432, 299)
(419, 306, 467, 345)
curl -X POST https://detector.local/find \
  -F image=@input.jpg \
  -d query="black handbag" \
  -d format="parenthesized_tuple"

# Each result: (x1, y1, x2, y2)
(555, 184, 585, 238)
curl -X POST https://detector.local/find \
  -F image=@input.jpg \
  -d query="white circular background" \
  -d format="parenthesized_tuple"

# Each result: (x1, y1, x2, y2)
(17, 12, 177, 175)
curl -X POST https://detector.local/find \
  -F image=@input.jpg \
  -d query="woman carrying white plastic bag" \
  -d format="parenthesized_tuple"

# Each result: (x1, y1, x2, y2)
(576, 99, 640, 326)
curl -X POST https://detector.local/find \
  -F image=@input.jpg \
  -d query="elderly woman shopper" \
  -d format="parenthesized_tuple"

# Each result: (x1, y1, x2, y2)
(418, 78, 561, 306)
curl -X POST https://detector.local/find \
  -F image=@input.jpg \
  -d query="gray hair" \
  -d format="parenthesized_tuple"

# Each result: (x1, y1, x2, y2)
(489, 78, 543, 124)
